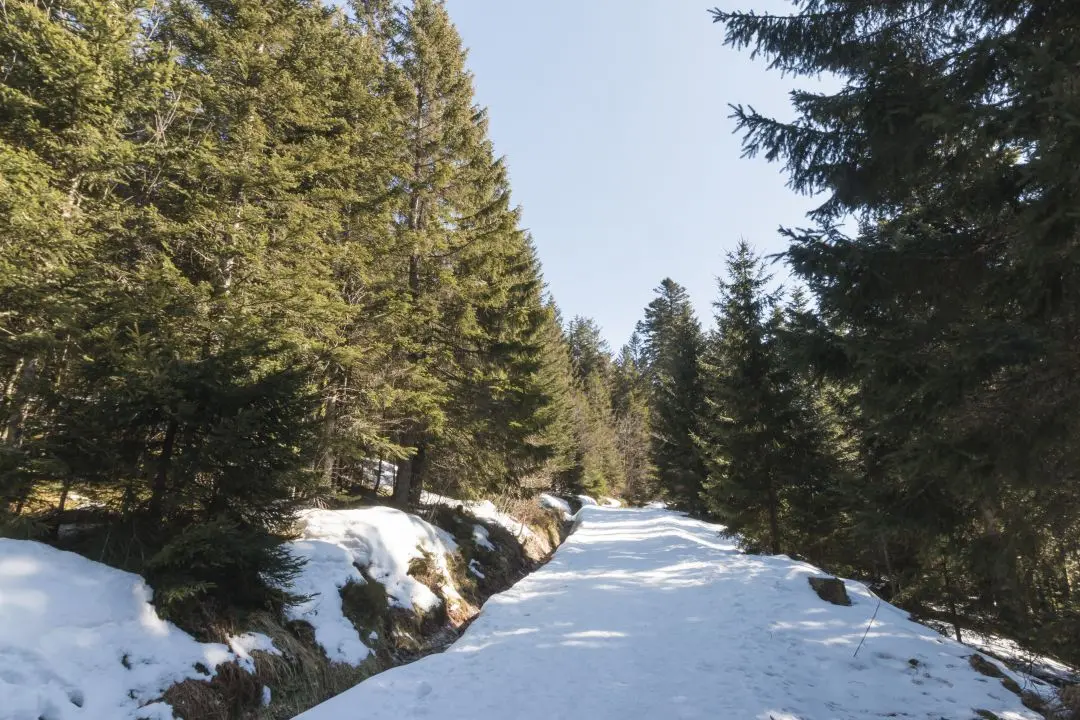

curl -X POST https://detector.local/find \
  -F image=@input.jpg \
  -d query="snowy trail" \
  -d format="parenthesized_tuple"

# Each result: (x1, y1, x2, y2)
(297, 506, 1041, 720)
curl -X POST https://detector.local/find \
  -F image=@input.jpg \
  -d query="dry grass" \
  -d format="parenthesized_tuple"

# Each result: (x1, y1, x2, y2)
(160, 612, 377, 720)
(1055, 685, 1080, 720)
(157, 493, 572, 719)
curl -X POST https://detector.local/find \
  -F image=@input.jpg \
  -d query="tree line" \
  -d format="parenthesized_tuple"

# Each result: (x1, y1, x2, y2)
(0, 0, 637, 617)
(621, 0, 1080, 668)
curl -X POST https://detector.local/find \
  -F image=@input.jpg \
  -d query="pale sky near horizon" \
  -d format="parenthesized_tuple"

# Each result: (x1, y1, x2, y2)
(443, 0, 830, 348)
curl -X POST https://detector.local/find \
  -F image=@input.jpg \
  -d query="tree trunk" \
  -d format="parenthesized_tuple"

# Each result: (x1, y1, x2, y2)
(766, 480, 781, 555)
(3, 357, 38, 446)
(372, 458, 385, 496)
(942, 554, 963, 643)
(393, 442, 427, 508)
(319, 391, 338, 492)
(149, 417, 178, 520)
(393, 452, 412, 507)
(408, 444, 426, 506)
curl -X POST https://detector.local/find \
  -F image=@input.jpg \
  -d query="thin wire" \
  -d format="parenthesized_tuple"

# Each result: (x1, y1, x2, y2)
(853, 598, 883, 658)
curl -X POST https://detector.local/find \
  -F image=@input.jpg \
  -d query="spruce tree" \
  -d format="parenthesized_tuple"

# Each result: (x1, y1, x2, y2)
(564, 317, 622, 497)
(635, 279, 706, 510)
(715, 0, 1080, 656)
(612, 337, 657, 503)
(697, 242, 786, 552)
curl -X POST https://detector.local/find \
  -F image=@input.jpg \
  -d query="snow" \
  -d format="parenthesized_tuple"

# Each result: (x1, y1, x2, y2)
(472, 524, 495, 551)
(600, 497, 622, 508)
(0, 538, 237, 720)
(422, 492, 535, 541)
(283, 539, 370, 665)
(923, 620, 1078, 685)
(539, 493, 573, 520)
(297, 506, 1044, 720)
(575, 494, 598, 506)
(283, 506, 460, 663)
(468, 559, 486, 579)
(228, 632, 280, 673)
(262, 685, 272, 707)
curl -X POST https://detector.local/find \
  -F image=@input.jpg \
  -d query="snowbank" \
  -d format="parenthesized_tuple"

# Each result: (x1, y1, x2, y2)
(923, 620, 1078, 685)
(575, 494, 598, 506)
(539, 493, 573, 520)
(297, 506, 1047, 720)
(0, 539, 243, 720)
(284, 507, 460, 663)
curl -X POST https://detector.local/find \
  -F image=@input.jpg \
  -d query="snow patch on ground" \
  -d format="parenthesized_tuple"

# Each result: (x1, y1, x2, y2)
(283, 539, 370, 665)
(297, 506, 1046, 720)
(422, 492, 535, 541)
(0, 538, 237, 720)
(539, 493, 573, 520)
(468, 559, 486, 579)
(228, 632, 281, 673)
(283, 507, 460, 663)
(472, 524, 495, 551)
(575, 494, 598, 506)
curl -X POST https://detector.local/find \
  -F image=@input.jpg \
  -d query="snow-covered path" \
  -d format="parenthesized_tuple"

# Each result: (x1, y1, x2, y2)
(297, 506, 1041, 720)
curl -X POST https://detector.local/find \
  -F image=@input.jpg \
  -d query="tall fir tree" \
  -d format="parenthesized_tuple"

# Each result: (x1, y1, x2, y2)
(635, 279, 706, 509)
(696, 242, 788, 552)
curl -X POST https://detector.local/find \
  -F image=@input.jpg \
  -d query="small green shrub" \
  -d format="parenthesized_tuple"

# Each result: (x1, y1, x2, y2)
(339, 579, 389, 638)
(144, 518, 303, 636)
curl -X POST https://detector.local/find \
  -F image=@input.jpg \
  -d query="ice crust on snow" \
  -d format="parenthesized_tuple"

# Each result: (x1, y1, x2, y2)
(297, 506, 1046, 720)
(283, 506, 460, 663)
(0, 539, 237, 720)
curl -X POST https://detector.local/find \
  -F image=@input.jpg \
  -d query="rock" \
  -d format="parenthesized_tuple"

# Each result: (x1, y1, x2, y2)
(808, 576, 852, 606)
(968, 654, 1005, 679)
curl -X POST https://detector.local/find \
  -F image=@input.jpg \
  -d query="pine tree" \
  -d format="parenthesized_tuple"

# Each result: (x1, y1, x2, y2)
(635, 279, 706, 509)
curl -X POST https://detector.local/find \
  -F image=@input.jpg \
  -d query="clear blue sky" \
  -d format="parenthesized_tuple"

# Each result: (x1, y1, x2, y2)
(444, 0, 826, 348)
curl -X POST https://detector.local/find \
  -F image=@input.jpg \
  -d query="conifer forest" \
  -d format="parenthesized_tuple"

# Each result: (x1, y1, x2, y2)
(3, 0, 1080, 686)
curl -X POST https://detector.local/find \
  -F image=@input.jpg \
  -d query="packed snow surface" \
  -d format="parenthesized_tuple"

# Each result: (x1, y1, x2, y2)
(297, 506, 1043, 720)
(0, 538, 236, 720)
(284, 506, 459, 663)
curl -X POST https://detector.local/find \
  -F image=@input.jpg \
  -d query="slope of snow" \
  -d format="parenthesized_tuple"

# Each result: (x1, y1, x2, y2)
(297, 506, 1043, 720)
(0, 538, 238, 720)
(283, 506, 460, 663)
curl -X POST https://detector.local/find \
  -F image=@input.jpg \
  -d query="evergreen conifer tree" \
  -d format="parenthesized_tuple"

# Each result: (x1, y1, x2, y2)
(635, 279, 706, 509)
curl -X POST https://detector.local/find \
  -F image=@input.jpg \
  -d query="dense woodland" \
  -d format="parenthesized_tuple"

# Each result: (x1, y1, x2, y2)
(2, 0, 1079, 669)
